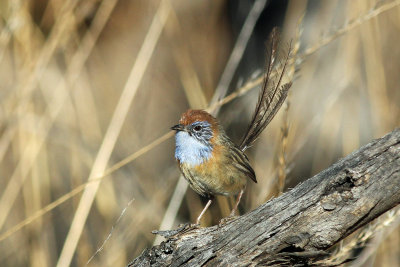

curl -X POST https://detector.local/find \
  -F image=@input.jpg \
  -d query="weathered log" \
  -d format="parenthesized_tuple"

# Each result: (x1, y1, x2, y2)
(129, 128, 400, 266)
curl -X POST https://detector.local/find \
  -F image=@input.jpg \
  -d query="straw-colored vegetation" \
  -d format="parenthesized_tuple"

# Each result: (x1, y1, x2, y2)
(0, 0, 399, 266)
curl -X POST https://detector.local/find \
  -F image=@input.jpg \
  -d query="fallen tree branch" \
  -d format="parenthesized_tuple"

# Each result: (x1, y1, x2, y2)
(129, 128, 400, 266)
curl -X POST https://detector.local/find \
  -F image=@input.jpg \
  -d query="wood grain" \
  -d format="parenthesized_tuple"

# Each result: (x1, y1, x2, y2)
(129, 128, 400, 266)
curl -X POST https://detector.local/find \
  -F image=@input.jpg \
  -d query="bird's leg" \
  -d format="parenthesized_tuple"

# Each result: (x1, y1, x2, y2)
(230, 189, 244, 217)
(196, 199, 212, 225)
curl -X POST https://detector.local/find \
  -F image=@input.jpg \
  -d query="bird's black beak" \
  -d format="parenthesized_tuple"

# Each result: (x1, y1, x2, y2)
(171, 124, 184, 131)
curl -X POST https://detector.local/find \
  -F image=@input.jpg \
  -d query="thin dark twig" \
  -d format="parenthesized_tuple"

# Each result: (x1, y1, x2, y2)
(210, 0, 269, 116)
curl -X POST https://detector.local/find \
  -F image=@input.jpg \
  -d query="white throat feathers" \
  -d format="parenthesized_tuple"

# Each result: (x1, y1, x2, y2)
(174, 131, 212, 166)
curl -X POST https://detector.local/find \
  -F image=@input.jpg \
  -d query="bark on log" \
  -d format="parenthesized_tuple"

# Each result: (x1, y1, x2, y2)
(129, 128, 400, 266)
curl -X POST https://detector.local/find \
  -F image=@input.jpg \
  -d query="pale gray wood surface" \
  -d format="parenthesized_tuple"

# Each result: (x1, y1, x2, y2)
(129, 128, 400, 266)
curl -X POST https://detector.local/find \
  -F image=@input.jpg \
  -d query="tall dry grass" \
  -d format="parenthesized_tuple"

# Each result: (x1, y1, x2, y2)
(0, 0, 399, 266)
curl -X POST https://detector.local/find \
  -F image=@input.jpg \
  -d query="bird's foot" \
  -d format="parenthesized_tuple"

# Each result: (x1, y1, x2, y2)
(179, 222, 200, 230)
(218, 215, 239, 226)
(151, 222, 199, 239)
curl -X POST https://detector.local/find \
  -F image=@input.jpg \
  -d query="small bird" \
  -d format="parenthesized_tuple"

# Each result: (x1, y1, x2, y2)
(171, 110, 256, 224)
(171, 28, 292, 224)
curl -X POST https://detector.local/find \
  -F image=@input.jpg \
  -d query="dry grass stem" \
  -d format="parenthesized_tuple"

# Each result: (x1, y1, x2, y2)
(56, 1, 171, 266)
(210, 0, 269, 115)
(1, 1, 399, 266)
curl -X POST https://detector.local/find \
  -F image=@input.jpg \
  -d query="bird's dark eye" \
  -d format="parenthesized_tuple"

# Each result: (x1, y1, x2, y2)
(193, 125, 202, 131)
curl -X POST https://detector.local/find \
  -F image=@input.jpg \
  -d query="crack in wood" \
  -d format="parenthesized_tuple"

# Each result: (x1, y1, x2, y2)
(128, 129, 400, 267)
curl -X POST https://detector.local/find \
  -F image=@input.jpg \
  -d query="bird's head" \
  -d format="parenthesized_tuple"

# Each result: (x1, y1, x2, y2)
(172, 109, 219, 145)
(171, 110, 219, 165)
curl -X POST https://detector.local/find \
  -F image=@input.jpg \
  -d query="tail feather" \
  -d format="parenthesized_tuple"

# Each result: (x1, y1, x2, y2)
(239, 28, 292, 152)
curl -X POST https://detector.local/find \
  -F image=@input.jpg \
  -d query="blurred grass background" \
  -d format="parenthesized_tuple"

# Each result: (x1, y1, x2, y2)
(0, 0, 399, 266)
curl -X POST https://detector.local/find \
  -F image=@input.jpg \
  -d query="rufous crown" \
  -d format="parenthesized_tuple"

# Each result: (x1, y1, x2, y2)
(179, 109, 219, 133)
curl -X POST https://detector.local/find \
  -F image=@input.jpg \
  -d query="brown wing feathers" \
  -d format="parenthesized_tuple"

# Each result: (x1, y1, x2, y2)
(230, 146, 257, 183)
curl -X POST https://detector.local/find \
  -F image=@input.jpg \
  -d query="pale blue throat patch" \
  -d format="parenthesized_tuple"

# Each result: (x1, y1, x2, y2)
(174, 131, 212, 166)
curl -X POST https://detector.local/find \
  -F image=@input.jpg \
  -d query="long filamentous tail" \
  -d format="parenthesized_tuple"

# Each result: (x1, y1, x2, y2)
(239, 27, 292, 152)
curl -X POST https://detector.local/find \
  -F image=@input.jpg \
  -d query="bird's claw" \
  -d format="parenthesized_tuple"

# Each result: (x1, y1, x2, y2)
(218, 215, 239, 226)
(151, 222, 199, 239)
(179, 222, 200, 230)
